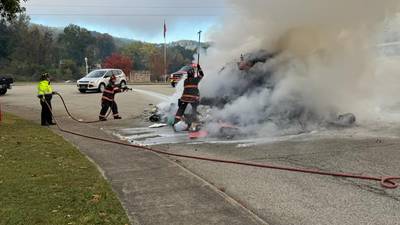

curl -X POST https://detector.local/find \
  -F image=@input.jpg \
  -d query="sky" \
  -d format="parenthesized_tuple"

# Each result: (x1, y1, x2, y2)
(22, 0, 229, 43)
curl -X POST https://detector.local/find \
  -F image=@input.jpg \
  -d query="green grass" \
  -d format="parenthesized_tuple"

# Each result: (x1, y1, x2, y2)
(0, 113, 130, 225)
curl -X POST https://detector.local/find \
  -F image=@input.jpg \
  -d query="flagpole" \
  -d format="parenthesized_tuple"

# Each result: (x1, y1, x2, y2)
(164, 20, 167, 83)
(164, 36, 167, 83)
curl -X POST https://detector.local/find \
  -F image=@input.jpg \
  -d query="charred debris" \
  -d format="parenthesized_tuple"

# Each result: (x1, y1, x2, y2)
(149, 49, 356, 139)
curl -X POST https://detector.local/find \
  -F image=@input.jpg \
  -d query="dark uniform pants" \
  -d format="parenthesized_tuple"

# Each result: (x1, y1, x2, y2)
(100, 100, 118, 117)
(175, 100, 199, 123)
(40, 95, 53, 125)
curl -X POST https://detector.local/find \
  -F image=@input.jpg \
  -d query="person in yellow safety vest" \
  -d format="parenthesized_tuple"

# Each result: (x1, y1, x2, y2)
(37, 73, 57, 126)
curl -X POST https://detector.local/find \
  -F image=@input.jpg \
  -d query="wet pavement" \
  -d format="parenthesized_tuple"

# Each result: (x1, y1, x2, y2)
(3, 84, 400, 225)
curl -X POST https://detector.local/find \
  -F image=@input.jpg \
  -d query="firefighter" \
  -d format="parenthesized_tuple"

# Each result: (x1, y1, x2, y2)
(174, 64, 204, 124)
(37, 73, 57, 126)
(99, 74, 127, 121)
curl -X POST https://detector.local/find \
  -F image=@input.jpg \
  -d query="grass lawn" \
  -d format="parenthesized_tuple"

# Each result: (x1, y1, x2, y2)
(0, 113, 130, 225)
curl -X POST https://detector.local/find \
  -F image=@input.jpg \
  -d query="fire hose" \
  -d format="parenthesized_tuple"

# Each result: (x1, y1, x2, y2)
(49, 93, 399, 189)
(55, 92, 111, 123)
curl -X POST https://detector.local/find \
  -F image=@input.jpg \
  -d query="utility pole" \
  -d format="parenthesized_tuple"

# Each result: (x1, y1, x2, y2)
(197, 30, 202, 75)
(84, 57, 88, 75)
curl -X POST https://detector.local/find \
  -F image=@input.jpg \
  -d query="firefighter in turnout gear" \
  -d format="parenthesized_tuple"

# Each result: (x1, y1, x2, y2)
(37, 73, 57, 126)
(174, 64, 204, 124)
(99, 74, 127, 121)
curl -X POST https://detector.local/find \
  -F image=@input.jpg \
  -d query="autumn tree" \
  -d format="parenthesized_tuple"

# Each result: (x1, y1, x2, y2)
(96, 33, 115, 60)
(0, 15, 199, 82)
(149, 52, 164, 81)
(0, 15, 59, 80)
(102, 53, 133, 76)
(121, 42, 154, 70)
(58, 24, 95, 66)
(0, 0, 27, 21)
(167, 46, 196, 73)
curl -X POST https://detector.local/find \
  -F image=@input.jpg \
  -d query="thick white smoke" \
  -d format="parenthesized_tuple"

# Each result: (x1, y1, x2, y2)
(196, 0, 400, 135)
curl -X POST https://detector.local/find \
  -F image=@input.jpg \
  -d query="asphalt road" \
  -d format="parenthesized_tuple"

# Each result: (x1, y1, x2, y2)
(2, 84, 400, 225)
(1, 83, 172, 121)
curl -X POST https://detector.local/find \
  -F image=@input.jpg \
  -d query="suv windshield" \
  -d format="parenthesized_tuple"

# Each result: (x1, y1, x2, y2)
(86, 70, 106, 78)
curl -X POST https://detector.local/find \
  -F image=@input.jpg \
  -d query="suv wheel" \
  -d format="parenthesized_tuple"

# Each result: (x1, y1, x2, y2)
(0, 88, 7, 96)
(98, 83, 106, 93)
(120, 80, 126, 88)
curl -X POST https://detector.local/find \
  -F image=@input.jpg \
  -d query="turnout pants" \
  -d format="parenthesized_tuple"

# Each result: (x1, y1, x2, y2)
(174, 100, 199, 124)
(99, 100, 119, 118)
(40, 95, 53, 125)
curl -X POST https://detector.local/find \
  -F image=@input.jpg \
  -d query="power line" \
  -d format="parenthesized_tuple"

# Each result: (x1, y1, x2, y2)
(28, 13, 221, 17)
(25, 5, 229, 9)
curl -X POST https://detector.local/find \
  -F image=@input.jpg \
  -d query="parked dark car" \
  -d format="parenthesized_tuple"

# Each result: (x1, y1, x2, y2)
(0, 76, 13, 96)
(169, 64, 197, 87)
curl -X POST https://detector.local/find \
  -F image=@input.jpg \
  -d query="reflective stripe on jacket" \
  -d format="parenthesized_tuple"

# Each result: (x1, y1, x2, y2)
(37, 80, 53, 95)
(180, 69, 204, 103)
(101, 83, 121, 102)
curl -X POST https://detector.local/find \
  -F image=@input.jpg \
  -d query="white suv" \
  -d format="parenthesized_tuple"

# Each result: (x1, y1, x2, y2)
(77, 69, 127, 93)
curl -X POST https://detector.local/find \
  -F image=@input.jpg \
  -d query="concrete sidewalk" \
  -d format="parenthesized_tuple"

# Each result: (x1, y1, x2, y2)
(4, 105, 266, 225)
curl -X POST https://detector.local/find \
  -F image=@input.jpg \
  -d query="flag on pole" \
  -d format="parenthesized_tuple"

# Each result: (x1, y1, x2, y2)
(163, 20, 167, 38)
(163, 20, 167, 82)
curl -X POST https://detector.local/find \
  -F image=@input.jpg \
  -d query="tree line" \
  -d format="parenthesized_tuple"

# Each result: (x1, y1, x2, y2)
(0, 15, 198, 81)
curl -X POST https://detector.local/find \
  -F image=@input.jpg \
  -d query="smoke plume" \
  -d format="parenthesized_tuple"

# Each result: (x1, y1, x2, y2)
(195, 0, 400, 135)
(155, 1, 400, 137)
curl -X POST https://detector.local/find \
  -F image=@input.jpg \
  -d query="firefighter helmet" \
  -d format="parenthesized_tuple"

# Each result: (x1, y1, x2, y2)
(40, 73, 49, 81)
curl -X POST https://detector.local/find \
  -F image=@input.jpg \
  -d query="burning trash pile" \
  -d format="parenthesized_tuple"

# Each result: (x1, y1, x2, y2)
(148, 0, 400, 139)
(201, 50, 358, 134)
(149, 49, 356, 139)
